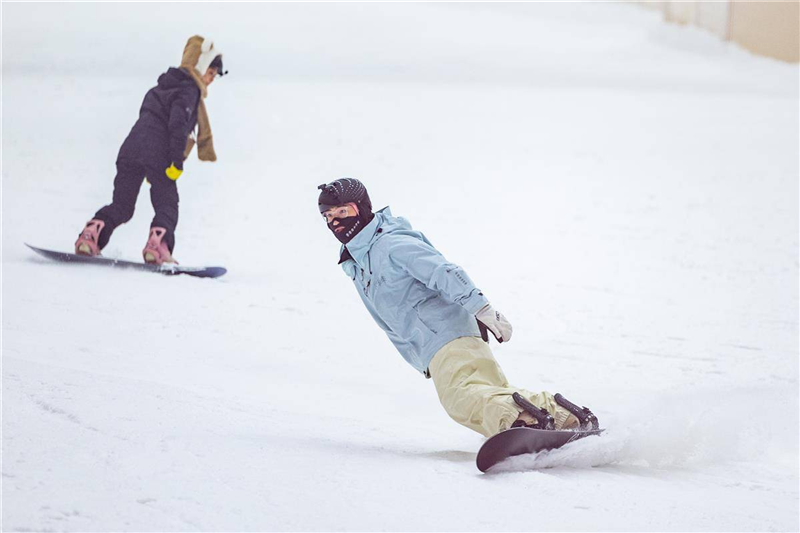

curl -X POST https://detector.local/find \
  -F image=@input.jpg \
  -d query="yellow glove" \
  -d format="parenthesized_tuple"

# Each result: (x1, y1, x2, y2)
(165, 163, 183, 181)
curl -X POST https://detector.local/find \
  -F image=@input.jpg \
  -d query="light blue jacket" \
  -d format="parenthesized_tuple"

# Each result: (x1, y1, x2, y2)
(340, 207, 488, 375)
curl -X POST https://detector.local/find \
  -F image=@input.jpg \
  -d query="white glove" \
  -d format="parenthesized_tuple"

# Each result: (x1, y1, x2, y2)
(476, 304, 513, 343)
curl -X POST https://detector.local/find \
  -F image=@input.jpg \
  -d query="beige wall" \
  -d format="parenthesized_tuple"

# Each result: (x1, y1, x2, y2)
(729, 1, 799, 62)
(639, 0, 800, 63)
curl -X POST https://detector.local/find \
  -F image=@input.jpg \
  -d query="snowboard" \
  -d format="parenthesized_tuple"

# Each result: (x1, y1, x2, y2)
(476, 426, 603, 472)
(26, 244, 227, 279)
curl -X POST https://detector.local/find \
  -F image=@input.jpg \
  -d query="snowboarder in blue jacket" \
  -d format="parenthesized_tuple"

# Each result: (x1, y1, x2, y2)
(318, 178, 598, 437)
(75, 35, 225, 265)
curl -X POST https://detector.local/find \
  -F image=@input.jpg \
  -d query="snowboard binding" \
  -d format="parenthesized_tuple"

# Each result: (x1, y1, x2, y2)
(555, 393, 599, 431)
(143, 227, 177, 266)
(511, 392, 555, 430)
(75, 219, 105, 257)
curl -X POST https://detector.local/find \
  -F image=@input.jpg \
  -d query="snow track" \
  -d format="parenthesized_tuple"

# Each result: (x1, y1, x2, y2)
(3, 3, 798, 531)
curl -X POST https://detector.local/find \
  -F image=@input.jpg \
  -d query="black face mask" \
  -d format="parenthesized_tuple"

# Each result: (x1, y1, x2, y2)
(328, 215, 364, 244)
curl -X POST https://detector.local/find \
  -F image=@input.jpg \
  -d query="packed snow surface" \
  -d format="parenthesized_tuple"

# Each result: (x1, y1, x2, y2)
(2, 3, 798, 531)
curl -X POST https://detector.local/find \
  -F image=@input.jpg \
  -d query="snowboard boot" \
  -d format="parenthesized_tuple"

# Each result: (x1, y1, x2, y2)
(75, 219, 105, 256)
(142, 227, 177, 265)
(511, 392, 556, 430)
(554, 393, 599, 431)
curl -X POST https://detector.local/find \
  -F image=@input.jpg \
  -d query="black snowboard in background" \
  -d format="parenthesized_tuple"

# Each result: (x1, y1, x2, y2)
(26, 244, 227, 279)
(477, 427, 603, 472)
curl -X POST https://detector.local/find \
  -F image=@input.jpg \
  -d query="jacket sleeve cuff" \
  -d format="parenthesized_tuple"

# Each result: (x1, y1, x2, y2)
(461, 291, 489, 315)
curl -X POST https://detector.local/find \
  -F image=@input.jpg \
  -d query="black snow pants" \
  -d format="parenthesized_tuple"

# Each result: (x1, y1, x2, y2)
(94, 158, 179, 253)
(89, 67, 201, 254)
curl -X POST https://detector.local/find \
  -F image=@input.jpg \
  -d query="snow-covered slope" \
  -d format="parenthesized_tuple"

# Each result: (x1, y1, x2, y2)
(3, 3, 798, 531)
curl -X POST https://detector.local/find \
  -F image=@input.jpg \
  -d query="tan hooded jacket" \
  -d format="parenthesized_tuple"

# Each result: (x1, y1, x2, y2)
(179, 35, 218, 162)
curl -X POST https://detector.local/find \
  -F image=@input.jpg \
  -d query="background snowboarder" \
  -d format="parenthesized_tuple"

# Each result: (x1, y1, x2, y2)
(74, 35, 226, 265)
(317, 178, 598, 437)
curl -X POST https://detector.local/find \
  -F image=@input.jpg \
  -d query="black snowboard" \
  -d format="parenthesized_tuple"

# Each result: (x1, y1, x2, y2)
(477, 427, 603, 472)
(26, 244, 227, 279)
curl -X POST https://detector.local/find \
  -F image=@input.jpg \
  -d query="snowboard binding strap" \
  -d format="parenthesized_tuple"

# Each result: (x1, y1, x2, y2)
(554, 393, 599, 430)
(512, 392, 555, 430)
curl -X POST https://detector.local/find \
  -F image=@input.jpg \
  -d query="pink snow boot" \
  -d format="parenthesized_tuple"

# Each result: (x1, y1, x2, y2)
(75, 219, 105, 256)
(142, 227, 177, 265)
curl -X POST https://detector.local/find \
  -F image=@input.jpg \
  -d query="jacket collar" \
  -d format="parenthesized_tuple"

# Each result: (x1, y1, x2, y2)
(337, 248, 353, 265)
(338, 207, 390, 267)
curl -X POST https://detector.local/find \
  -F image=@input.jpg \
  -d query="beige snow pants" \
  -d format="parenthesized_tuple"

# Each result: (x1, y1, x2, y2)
(428, 336, 575, 437)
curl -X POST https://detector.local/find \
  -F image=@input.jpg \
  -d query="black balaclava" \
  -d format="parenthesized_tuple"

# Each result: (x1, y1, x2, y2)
(318, 178, 374, 244)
